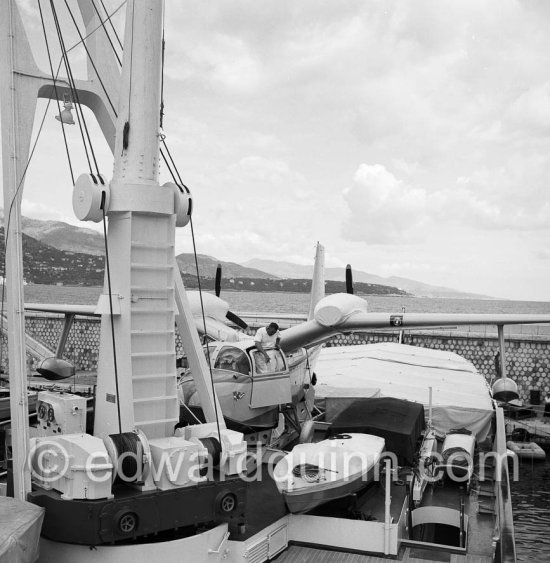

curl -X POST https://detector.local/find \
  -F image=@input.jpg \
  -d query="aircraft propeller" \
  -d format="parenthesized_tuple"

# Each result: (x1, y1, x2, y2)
(215, 263, 222, 297)
(213, 263, 248, 330)
(345, 264, 354, 295)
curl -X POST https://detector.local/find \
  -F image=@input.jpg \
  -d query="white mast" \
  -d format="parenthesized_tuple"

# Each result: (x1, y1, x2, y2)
(93, 0, 180, 439)
(0, 0, 31, 501)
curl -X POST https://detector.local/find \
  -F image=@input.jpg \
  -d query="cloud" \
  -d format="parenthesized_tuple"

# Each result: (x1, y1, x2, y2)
(342, 164, 428, 244)
(440, 155, 550, 231)
(342, 151, 550, 247)
(504, 82, 550, 136)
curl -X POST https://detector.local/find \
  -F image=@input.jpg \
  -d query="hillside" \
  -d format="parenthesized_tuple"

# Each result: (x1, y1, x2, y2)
(0, 225, 406, 294)
(175, 253, 277, 279)
(19, 215, 105, 256)
(0, 228, 104, 286)
(180, 275, 407, 295)
(0, 212, 452, 296)
(244, 258, 491, 299)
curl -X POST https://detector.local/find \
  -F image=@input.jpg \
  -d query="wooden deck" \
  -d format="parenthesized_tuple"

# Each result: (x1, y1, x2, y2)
(274, 544, 493, 562)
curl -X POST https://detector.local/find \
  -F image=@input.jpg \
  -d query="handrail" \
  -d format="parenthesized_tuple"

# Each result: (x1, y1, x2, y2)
(494, 406, 517, 563)
(208, 530, 230, 554)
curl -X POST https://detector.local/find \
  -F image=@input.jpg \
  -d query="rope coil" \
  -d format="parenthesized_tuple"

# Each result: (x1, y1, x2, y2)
(105, 431, 146, 484)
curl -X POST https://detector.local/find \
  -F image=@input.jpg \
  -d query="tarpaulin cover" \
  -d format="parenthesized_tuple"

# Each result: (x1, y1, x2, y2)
(329, 397, 425, 464)
(316, 342, 494, 440)
(0, 496, 44, 563)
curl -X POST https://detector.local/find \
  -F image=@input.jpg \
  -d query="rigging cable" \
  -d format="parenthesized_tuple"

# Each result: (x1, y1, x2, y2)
(63, 0, 118, 116)
(101, 191, 122, 434)
(64, 0, 126, 58)
(49, 0, 98, 176)
(37, 0, 75, 185)
(49, 2, 122, 428)
(99, 0, 124, 50)
(160, 31, 165, 130)
(189, 216, 223, 443)
(123, 0, 136, 153)
(89, 0, 122, 67)
(1, 96, 57, 372)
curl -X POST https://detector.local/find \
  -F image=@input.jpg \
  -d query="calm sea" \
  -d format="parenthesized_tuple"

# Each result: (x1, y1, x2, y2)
(224, 291, 550, 316)
(513, 460, 550, 562)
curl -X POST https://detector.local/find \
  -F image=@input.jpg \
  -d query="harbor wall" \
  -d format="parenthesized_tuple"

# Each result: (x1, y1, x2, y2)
(2, 315, 549, 404)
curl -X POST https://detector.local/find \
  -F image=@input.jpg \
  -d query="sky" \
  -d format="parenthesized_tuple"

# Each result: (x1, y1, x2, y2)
(2, 0, 550, 301)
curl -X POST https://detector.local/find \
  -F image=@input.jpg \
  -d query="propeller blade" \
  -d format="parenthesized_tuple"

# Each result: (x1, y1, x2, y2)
(226, 310, 248, 330)
(215, 263, 222, 297)
(345, 264, 354, 294)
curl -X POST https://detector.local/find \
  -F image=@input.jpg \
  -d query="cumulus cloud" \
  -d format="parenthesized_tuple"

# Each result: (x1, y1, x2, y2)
(342, 164, 428, 244)
(342, 152, 550, 247)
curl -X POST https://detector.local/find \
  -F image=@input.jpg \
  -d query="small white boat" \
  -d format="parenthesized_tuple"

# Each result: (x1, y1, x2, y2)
(506, 440, 546, 461)
(273, 433, 385, 514)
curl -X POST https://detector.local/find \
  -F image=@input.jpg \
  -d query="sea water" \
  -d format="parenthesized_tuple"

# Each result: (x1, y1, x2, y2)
(226, 291, 550, 316)
(513, 459, 550, 562)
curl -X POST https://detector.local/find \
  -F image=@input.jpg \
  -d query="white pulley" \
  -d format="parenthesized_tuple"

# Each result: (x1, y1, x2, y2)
(164, 181, 192, 227)
(72, 173, 110, 222)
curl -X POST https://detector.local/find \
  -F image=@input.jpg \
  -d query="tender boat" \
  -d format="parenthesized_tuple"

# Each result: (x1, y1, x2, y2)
(506, 440, 546, 461)
(273, 433, 385, 513)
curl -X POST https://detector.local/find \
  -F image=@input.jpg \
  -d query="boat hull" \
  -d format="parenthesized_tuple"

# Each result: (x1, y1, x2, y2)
(274, 433, 385, 514)
(283, 464, 377, 514)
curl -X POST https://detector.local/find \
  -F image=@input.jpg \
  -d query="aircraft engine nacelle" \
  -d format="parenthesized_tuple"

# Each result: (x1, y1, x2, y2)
(314, 293, 368, 327)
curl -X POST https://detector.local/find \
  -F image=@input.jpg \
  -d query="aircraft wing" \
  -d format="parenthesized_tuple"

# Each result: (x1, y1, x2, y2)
(280, 293, 550, 352)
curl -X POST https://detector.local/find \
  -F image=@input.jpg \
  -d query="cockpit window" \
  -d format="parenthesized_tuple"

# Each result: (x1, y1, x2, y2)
(253, 349, 286, 374)
(213, 346, 251, 375)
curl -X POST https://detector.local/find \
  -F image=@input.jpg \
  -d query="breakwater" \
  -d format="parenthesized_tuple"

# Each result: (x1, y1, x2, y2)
(3, 314, 550, 404)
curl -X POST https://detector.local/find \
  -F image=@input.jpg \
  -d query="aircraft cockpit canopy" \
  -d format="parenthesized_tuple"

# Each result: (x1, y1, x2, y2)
(212, 345, 251, 375)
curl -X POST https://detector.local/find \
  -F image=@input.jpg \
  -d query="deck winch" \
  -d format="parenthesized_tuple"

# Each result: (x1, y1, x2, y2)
(103, 430, 153, 487)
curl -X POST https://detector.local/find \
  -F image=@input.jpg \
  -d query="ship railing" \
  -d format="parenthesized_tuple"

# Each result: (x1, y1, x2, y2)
(494, 406, 517, 563)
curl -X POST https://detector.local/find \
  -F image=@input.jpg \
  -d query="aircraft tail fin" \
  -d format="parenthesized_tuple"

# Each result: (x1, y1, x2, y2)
(307, 242, 325, 321)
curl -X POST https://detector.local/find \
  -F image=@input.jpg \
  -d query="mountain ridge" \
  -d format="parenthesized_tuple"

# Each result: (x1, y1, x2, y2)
(243, 258, 492, 299)
(2, 211, 489, 298)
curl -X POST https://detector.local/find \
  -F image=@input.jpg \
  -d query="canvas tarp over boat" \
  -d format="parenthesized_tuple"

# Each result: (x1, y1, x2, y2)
(315, 342, 494, 441)
(329, 397, 425, 464)
(0, 496, 44, 563)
